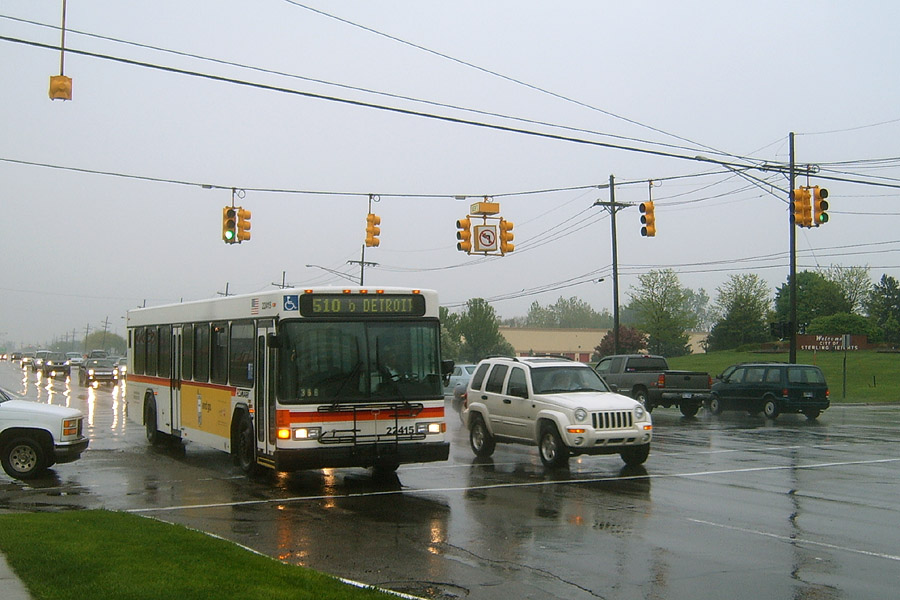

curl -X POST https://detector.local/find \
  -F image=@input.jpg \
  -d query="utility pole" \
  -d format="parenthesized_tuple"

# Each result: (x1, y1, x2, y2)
(593, 175, 628, 354)
(348, 246, 377, 286)
(272, 271, 288, 288)
(789, 132, 798, 364)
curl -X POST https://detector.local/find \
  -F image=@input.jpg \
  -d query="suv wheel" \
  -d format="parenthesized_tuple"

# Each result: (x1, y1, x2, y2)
(708, 395, 723, 415)
(763, 398, 780, 419)
(468, 414, 495, 458)
(620, 443, 650, 467)
(538, 422, 569, 469)
(802, 408, 821, 420)
(680, 403, 699, 418)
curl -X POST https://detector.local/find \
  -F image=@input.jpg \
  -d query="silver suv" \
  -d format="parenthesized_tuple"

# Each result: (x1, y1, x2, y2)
(464, 356, 652, 468)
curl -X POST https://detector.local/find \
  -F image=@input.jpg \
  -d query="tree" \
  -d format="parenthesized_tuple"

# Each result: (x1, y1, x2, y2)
(524, 297, 612, 329)
(807, 312, 880, 340)
(83, 331, 126, 355)
(440, 306, 463, 361)
(457, 298, 514, 361)
(822, 265, 872, 315)
(706, 274, 771, 351)
(593, 325, 647, 358)
(774, 271, 851, 330)
(628, 269, 697, 357)
(866, 274, 900, 345)
(684, 288, 712, 331)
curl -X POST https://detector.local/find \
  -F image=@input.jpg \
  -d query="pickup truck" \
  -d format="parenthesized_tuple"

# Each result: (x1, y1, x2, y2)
(593, 354, 711, 417)
(0, 386, 89, 479)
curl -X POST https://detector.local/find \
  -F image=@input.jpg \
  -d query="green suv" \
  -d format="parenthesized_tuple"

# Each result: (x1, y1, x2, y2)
(708, 363, 829, 420)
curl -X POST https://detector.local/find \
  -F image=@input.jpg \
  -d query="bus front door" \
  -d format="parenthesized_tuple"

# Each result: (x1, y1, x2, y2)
(256, 322, 277, 462)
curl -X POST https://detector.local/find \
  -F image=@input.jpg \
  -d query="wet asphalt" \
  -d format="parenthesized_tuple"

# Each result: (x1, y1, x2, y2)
(2, 362, 899, 600)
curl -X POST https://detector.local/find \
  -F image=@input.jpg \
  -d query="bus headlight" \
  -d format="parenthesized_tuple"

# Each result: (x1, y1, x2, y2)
(294, 427, 321, 440)
(417, 422, 445, 434)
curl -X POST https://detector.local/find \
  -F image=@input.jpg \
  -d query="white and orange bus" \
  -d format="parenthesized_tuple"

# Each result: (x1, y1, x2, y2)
(125, 287, 450, 475)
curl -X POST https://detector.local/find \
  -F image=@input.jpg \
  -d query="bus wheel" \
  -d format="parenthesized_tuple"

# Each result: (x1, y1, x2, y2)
(145, 400, 162, 446)
(237, 413, 259, 477)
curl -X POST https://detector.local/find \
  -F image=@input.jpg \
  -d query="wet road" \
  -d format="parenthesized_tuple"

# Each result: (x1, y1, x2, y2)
(2, 362, 899, 599)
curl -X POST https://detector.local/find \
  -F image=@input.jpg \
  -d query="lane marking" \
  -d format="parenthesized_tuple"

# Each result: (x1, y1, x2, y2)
(125, 456, 900, 513)
(687, 518, 900, 562)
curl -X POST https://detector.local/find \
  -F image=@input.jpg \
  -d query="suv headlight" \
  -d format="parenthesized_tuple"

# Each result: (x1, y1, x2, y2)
(634, 405, 646, 420)
(574, 408, 587, 422)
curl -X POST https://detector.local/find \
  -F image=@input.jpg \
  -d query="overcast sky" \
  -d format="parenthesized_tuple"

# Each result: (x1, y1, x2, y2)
(2, 1, 899, 348)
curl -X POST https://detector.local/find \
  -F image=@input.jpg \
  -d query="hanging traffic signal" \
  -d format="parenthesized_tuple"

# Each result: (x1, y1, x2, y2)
(456, 217, 472, 253)
(792, 187, 812, 228)
(236, 207, 251, 242)
(365, 213, 381, 247)
(813, 186, 829, 226)
(222, 207, 237, 244)
(499, 219, 515, 254)
(640, 201, 656, 237)
(49, 75, 72, 100)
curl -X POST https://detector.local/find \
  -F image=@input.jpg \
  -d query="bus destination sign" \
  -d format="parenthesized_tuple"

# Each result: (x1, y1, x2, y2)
(299, 294, 426, 317)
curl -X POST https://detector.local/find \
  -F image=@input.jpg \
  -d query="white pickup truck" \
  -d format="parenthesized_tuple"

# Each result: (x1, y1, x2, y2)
(0, 386, 89, 480)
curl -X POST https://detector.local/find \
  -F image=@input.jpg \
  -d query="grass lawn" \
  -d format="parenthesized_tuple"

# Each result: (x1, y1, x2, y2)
(0, 510, 395, 600)
(668, 349, 900, 403)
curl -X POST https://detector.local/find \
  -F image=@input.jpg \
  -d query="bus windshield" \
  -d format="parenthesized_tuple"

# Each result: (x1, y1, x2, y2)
(277, 320, 442, 404)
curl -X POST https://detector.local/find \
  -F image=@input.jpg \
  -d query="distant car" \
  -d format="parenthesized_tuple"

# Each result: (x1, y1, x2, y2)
(464, 356, 652, 468)
(708, 362, 830, 420)
(65, 352, 84, 372)
(80, 358, 119, 387)
(0, 386, 89, 479)
(20, 352, 35, 370)
(444, 363, 477, 418)
(32, 350, 52, 373)
(113, 356, 128, 379)
(87, 350, 108, 359)
(40, 352, 70, 378)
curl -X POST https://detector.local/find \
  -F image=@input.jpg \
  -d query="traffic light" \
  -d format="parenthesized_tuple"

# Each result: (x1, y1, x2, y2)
(499, 218, 515, 254)
(640, 201, 656, 237)
(222, 207, 237, 244)
(456, 217, 472, 253)
(813, 186, 829, 226)
(236, 207, 251, 242)
(365, 213, 381, 247)
(49, 75, 72, 100)
(792, 187, 812, 228)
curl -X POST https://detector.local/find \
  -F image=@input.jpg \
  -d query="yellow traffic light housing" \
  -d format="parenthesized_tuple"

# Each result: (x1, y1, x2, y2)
(792, 187, 812, 228)
(813, 186, 829, 226)
(499, 219, 515, 254)
(640, 201, 656, 237)
(49, 75, 72, 101)
(236, 207, 251, 242)
(365, 213, 381, 247)
(456, 217, 472, 253)
(222, 207, 237, 244)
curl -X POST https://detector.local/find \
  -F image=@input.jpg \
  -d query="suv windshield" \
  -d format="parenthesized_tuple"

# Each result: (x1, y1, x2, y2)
(532, 366, 610, 394)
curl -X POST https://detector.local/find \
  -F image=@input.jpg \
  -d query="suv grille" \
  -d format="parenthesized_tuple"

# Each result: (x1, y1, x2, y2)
(592, 411, 633, 430)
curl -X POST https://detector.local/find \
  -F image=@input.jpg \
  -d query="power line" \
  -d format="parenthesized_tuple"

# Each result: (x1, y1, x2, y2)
(1, 35, 768, 171)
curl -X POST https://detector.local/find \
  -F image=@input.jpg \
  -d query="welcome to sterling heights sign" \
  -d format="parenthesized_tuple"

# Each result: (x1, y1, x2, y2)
(798, 335, 871, 351)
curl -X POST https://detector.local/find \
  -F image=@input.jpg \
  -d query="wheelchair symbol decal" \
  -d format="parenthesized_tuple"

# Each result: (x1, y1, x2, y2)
(283, 295, 299, 311)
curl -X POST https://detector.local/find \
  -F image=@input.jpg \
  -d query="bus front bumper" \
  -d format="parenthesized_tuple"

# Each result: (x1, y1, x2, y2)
(274, 441, 450, 471)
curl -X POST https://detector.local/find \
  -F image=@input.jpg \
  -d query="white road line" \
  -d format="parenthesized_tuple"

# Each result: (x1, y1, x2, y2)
(687, 518, 900, 562)
(125, 456, 900, 513)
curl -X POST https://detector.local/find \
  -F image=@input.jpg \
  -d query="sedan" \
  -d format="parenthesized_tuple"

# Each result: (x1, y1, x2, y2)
(80, 358, 119, 387)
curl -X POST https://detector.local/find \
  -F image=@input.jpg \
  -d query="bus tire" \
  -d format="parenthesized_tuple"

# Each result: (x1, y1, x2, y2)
(236, 412, 260, 477)
(144, 399, 163, 446)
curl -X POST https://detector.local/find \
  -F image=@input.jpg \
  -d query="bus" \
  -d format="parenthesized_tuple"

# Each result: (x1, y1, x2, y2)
(125, 286, 451, 476)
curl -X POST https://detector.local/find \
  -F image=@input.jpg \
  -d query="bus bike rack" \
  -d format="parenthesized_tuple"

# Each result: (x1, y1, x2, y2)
(316, 402, 427, 446)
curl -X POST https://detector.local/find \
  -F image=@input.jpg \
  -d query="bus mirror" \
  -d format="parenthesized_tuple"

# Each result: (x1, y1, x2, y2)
(441, 359, 454, 377)
(267, 333, 281, 348)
